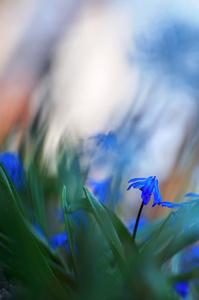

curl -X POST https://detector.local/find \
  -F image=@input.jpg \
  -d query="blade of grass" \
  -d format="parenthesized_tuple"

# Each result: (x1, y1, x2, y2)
(27, 161, 46, 230)
(61, 186, 80, 284)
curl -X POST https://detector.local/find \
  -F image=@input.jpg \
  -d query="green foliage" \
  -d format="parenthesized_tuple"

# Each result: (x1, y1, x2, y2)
(0, 156, 199, 299)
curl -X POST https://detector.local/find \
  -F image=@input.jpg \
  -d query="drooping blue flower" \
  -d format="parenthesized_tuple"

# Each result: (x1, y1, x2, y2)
(174, 281, 189, 298)
(0, 152, 25, 190)
(90, 131, 118, 152)
(127, 176, 162, 207)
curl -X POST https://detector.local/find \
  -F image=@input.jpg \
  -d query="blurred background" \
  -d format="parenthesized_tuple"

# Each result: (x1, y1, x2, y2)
(0, 0, 199, 221)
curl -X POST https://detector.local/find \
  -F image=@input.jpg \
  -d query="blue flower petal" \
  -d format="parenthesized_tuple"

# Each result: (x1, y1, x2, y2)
(88, 178, 111, 203)
(0, 152, 25, 190)
(152, 179, 162, 206)
(90, 131, 118, 152)
(142, 177, 156, 197)
(127, 176, 162, 207)
(127, 183, 134, 191)
(88, 177, 121, 207)
(128, 178, 147, 183)
(161, 202, 183, 209)
(184, 192, 199, 198)
(50, 231, 68, 250)
(131, 181, 147, 189)
(142, 193, 151, 205)
(174, 281, 189, 298)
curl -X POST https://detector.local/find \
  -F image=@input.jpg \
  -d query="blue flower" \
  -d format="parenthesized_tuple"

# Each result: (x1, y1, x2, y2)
(88, 178, 112, 204)
(0, 152, 24, 190)
(181, 245, 199, 272)
(50, 231, 79, 254)
(49, 231, 69, 251)
(174, 281, 189, 298)
(90, 131, 118, 152)
(57, 206, 88, 229)
(127, 176, 162, 206)
(88, 178, 121, 207)
(174, 244, 199, 275)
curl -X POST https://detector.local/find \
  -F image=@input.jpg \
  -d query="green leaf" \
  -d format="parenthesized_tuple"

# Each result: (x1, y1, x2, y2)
(61, 186, 80, 283)
(0, 166, 68, 299)
(66, 197, 132, 253)
(27, 161, 46, 230)
(83, 187, 128, 275)
(157, 221, 199, 263)
(170, 267, 199, 283)
(142, 212, 174, 256)
(0, 162, 28, 219)
(148, 200, 199, 263)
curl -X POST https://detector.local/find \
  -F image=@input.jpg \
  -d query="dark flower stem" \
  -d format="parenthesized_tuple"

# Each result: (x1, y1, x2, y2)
(132, 201, 144, 243)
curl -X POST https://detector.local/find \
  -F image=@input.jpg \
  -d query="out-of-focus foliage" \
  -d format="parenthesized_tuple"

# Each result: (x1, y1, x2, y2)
(0, 145, 199, 299)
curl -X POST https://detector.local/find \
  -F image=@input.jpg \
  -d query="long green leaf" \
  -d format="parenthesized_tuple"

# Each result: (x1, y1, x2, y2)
(27, 161, 46, 230)
(66, 197, 132, 251)
(83, 187, 128, 275)
(61, 186, 80, 283)
(157, 221, 199, 263)
(0, 166, 68, 299)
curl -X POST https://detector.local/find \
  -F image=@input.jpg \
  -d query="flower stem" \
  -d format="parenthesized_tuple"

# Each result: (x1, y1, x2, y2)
(132, 201, 144, 243)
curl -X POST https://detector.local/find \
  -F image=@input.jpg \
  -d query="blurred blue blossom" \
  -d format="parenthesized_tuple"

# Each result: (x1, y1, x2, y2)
(88, 178, 111, 204)
(57, 206, 88, 229)
(174, 281, 189, 298)
(50, 230, 79, 254)
(173, 245, 199, 298)
(127, 176, 162, 207)
(180, 244, 199, 273)
(88, 178, 121, 207)
(0, 152, 25, 190)
(90, 131, 118, 152)
(191, 244, 199, 260)
(50, 231, 69, 252)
